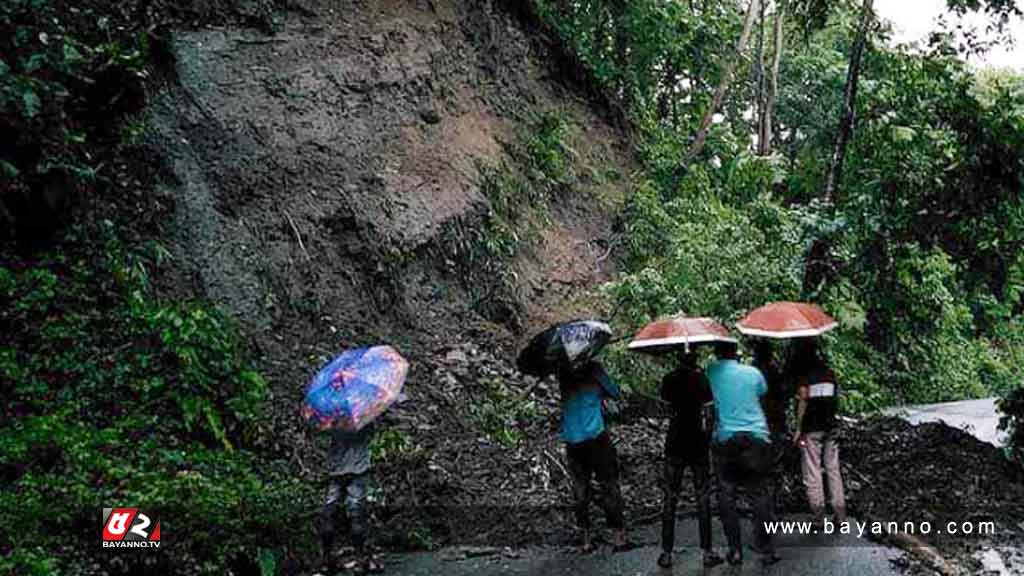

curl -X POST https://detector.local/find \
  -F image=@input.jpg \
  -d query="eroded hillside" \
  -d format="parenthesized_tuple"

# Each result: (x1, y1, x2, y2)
(144, 0, 633, 512)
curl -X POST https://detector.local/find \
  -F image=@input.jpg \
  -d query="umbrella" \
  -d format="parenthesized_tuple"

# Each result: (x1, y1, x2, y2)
(301, 345, 409, 432)
(736, 301, 838, 339)
(627, 315, 736, 354)
(516, 320, 612, 377)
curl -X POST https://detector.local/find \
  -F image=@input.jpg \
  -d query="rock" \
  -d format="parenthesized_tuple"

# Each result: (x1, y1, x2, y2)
(440, 546, 500, 561)
(445, 348, 468, 364)
(419, 108, 442, 124)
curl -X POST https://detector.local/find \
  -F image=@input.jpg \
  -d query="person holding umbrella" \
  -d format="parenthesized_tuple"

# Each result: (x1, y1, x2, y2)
(657, 351, 723, 569)
(791, 339, 846, 525)
(736, 301, 844, 528)
(302, 345, 409, 574)
(626, 315, 736, 567)
(557, 358, 628, 553)
(753, 340, 787, 440)
(517, 320, 627, 552)
(317, 425, 382, 574)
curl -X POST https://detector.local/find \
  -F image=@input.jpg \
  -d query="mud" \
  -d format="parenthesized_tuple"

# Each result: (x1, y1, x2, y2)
(144, 0, 633, 557)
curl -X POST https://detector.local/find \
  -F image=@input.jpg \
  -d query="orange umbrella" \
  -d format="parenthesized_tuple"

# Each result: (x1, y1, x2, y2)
(736, 302, 838, 339)
(627, 315, 736, 354)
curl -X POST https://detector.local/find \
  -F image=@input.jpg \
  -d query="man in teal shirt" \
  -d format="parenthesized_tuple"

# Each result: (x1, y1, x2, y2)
(707, 342, 779, 566)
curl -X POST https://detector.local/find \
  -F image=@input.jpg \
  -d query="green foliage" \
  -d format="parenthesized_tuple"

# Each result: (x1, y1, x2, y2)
(468, 377, 540, 446)
(0, 237, 315, 573)
(524, 111, 574, 185)
(534, 0, 1024, 418)
(613, 169, 802, 327)
(0, 0, 152, 197)
(370, 427, 420, 462)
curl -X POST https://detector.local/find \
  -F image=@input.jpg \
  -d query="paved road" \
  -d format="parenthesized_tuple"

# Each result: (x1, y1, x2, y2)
(386, 516, 904, 576)
(883, 397, 1006, 446)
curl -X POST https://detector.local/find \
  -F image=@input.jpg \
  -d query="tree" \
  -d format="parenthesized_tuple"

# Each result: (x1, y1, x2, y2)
(803, 0, 874, 293)
(758, 0, 786, 155)
(685, 0, 761, 161)
(822, 0, 873, 204)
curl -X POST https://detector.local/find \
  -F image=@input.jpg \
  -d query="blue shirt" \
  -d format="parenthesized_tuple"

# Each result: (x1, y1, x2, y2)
(560, 363, 620, 444)
(707, 359, 770, 443)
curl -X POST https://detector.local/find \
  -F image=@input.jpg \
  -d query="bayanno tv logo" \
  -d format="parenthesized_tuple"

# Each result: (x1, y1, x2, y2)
(102, 508, 161, 548)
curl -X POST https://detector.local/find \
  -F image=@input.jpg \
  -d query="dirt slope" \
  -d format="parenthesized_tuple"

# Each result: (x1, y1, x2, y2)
(143, 0, 633, 550)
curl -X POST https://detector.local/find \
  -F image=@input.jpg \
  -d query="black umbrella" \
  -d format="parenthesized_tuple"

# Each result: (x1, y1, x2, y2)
(516, 320, 613, 378)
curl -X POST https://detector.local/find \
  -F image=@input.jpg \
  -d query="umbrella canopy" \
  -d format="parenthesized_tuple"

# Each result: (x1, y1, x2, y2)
(736, 302, 838, 339)
(517, 320, 612, 377)
(627, 315, 736, 354)
(301, 345, 409, 432)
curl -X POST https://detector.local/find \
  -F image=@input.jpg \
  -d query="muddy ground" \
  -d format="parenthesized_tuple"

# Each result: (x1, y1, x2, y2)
(145, 0, 632, 507)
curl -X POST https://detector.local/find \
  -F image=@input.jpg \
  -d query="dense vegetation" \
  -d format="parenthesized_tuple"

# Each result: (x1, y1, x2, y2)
(0, 230, 315, 574)
(0, 1, 312, 574)
(528, 0, 1024, 419)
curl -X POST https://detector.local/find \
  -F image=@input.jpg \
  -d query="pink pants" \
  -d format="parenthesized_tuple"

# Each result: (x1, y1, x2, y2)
(800, 431, 846, 519)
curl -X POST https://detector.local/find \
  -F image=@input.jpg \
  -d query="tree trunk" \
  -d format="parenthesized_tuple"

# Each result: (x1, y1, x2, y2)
(612, 0, 631, 107)
(759, 0, 785, 156)
(823, 0, 873, 204)
(802, 0, 874, 294)
(685, 0, 760, 161)
(658, 58, 678, 123)
(754, 0, 767, 154)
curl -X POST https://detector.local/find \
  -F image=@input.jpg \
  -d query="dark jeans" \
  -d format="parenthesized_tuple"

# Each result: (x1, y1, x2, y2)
(713, 434, 774, 554)
(317, 472, 370, 554)
(661, 455, 712, 553)
(566, 433, 625, 530)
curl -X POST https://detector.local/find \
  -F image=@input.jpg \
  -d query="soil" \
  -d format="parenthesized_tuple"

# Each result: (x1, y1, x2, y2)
(144, 0, 630, 458)
(142, 0, 635, 566)
(136, 1, 1024, 574)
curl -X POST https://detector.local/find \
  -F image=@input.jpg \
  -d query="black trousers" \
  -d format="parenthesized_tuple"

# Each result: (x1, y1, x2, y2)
(317, 473, 370, 554)
(565, 433, 625, 530)
(713, 434, 775, 554)
(661, 455, 712, 553)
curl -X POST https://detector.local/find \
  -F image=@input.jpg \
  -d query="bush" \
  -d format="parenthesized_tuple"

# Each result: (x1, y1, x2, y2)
(0, 236, 316, 574)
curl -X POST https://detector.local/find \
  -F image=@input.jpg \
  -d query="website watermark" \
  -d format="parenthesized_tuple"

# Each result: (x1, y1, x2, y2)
(765, 518, 996, 540)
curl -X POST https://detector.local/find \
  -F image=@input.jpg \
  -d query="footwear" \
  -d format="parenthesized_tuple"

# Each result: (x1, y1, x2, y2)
(364, 557, 384, 574)
(579, 529, 594, 554)
(760, 551, 782, 566)
(612, 541, 639, 553)
(657, 551, 672, 568)
(726, 549, 743, 566)
(703, 550, 725, 567)
(834, 506, 848, 525)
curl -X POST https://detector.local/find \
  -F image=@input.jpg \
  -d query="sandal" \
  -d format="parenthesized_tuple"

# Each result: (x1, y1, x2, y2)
(703, 551, 725, 567)
(612, 541, 639, 554)
(726, 549, 743, 566)
(364, 557, 384, 574)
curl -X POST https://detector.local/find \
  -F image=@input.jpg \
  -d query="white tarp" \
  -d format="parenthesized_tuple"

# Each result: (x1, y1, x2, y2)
(882, 397, 1007, 447)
